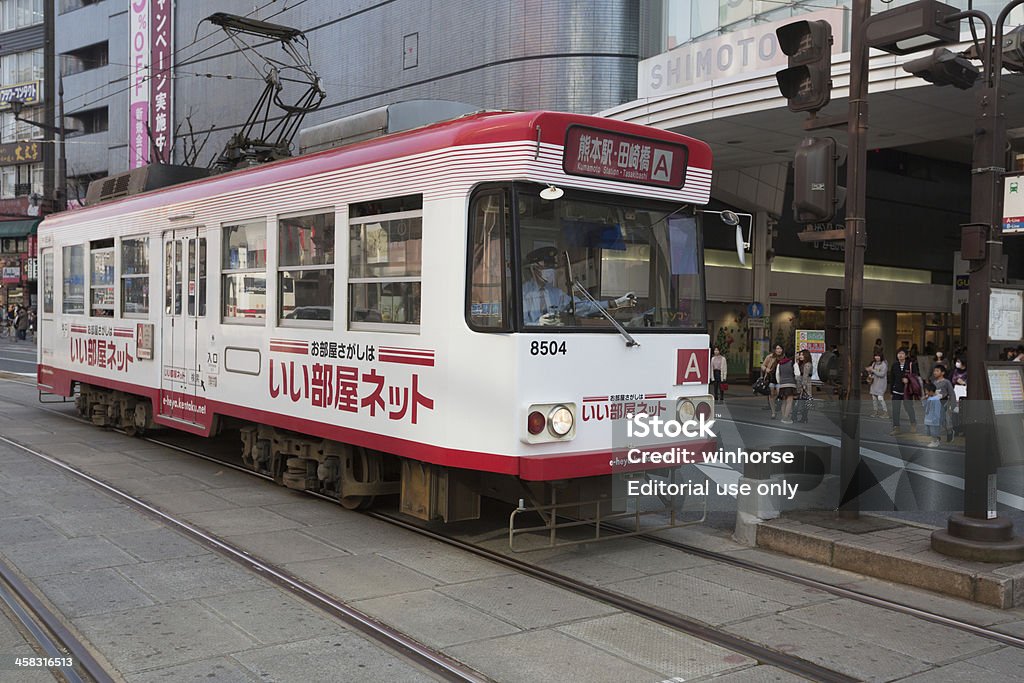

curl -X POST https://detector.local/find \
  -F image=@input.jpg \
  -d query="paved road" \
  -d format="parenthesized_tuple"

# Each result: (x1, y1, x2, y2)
(0, 336, 36, 376)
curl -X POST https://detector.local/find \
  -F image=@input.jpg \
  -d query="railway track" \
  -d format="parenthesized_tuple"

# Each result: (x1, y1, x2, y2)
(0, 554, 113, 683)
(2, 378, 1021, 682)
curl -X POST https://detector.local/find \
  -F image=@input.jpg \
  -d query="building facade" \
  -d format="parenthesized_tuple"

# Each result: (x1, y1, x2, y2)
(607, 0, 1024, 377)
(0, 0, 46, 308)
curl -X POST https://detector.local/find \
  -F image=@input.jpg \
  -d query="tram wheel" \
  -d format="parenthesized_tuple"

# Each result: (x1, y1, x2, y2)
(339, 447, 381, 510)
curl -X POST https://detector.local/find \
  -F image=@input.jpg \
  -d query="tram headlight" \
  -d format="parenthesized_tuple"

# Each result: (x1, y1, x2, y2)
(676, 399, 696, 423)
(548, 405, 574, 437)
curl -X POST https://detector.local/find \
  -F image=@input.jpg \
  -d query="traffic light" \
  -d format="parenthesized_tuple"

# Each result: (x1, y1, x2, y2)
(903, 47, 980, 89)
(793, 137, 846, 224)
(824, 288, 844, 349)
(775, 20, 833, 113)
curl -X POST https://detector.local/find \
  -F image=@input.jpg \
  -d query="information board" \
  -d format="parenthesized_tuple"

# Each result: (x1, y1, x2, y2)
(985, 362, 1024, 466)
(989, 287, 1023, 342)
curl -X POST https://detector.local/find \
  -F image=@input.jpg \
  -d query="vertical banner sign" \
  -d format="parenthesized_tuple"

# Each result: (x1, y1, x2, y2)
(150, 0, 173, 164)
(129, 0, 150, 168)
(795, 329, 826, 381)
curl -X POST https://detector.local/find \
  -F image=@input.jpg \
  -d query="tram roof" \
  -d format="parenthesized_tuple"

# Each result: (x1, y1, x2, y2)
(44, 110, 713, 226)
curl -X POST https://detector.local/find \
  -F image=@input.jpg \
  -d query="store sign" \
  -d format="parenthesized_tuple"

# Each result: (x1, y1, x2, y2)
(25, 258, 37, 282)
(639, 9, 843, 98)
(129, 0, 174, 167)
(0, 81, 42, 109)
(563, 126, 687, 189)
(0, 141, 41, 165)
(2, 266, 21, 284)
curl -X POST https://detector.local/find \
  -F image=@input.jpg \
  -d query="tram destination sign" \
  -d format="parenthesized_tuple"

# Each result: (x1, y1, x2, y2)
(563, 126, 688, 189)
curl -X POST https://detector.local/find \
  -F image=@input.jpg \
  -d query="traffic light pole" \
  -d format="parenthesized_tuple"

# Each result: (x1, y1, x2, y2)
(838, 0, 871, 517)
(930, 4, 1024, 561)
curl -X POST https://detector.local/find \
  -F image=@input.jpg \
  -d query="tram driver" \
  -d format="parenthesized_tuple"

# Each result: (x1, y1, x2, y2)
(522, 246, 636, 326)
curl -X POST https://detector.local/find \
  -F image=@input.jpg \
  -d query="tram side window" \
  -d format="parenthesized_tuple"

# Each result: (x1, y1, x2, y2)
(62, 244, 84, 314)
(467, 191, 511, 331)
(279, 211, 335, 324)
(89, 238, 114, 317)
(42, 250, 53, 314)
(348, 196, 422, 331)
(121, 237, 148, 316)
(222, 219, 267, 322)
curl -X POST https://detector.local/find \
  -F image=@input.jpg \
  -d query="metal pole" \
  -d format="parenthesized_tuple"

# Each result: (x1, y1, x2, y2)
(838, 0, 870, 517)
(931, 4, 1023, 561)
(57, 74, 67, 212)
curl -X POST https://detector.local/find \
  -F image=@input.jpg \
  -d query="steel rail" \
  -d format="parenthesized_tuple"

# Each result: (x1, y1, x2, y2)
(0, 433, 490, 683)
(0, 556, 112, 683)
(365, 511, 856, 683)
(3, 381, 1020, 663)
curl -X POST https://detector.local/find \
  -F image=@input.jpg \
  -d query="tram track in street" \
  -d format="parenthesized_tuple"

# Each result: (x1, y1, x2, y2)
(0, 554, 114, 683)
(2, 378, 1021, 681)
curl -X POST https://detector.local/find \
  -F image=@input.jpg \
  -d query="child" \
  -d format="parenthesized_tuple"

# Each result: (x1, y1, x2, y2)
(923, 381, 942, 448)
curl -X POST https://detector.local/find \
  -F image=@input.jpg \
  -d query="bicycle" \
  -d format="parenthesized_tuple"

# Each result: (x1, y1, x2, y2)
(0, 321, 11, 339)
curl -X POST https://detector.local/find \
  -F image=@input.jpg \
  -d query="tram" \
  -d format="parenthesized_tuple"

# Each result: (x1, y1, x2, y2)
(37, 109, 715, 524)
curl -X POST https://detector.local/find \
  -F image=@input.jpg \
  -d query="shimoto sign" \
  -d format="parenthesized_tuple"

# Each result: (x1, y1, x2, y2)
(1002, 172, 1024, 235)
(129, 0, 174, 168)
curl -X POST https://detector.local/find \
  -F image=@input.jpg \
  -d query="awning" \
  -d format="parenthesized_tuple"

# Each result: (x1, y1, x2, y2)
(0, 219, 40, 238)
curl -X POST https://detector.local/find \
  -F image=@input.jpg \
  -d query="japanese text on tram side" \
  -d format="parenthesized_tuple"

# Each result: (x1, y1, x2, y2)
(268, 361, 434, 424)
(70, 338, 135, 372)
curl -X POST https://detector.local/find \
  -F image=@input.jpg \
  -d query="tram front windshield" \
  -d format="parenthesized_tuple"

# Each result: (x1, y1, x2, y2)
(517, 190, 705, 331)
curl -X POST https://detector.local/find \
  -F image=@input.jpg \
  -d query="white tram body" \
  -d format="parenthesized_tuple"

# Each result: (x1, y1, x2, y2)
(37, 110, 715, 519)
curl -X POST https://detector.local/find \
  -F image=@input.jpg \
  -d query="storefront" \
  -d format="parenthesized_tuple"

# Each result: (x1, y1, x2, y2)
(0, 218, 39, 309)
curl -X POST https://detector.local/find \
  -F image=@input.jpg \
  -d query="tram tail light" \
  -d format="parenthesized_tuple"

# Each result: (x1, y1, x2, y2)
(695, 399, 714, 422)
(523, 402, 577, 443)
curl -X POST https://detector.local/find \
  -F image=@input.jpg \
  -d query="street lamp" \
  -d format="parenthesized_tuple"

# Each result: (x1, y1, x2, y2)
(8, 75, 67, 213)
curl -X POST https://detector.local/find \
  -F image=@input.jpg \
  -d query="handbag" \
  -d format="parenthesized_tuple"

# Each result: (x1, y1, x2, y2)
(905, 373, 923, 399)
(720, 382, 729, 392)
(752, 375, 771, 396)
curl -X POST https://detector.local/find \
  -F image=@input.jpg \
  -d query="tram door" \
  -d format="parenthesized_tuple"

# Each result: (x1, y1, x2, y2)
(159, 228, 206, 423)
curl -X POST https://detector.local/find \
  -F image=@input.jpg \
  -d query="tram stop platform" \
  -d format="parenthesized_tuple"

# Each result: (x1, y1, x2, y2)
(756, 512, 1024, 609)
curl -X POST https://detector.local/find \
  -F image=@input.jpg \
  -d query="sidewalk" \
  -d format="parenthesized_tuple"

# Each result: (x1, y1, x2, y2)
(713, 393, 1022, 608)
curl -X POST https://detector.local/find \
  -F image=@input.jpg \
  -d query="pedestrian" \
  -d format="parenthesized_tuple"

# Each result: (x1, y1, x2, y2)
(866, 352, 889, 418)
(710, 346, 727, 402)
(14, 306, 28, 342)
(923, 381, 943, 448)
(951, 357, 967, 436)
(873, 338, 884, 358)
(1015, 345, 1024, 362)
(932, 364, 955, 442)
(794, 349, 813, 423)
(775, 348, 798, 424)
(761, 346, 782, 419)
(890, 348, 919, 435)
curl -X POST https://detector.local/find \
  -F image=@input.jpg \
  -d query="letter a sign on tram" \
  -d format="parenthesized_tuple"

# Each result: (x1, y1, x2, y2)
(676, 349, 709, 385)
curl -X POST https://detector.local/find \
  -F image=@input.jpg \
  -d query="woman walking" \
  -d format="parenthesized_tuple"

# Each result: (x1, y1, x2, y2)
(775, 348, 798, 424)
(761, 346, 782, 419)
(794, 349, 813, 423)
(866, 352, 889, 418)
(710, 346, 727, 402)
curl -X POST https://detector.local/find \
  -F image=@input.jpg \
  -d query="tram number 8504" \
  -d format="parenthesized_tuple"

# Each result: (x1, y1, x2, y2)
(530, 340, 567, 356)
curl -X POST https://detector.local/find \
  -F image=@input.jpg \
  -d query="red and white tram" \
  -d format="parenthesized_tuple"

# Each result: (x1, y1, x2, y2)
(37, 110, 715, 521)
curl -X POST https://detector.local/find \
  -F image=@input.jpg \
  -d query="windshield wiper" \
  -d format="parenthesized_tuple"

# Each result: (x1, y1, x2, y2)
(571, 279, 639, 348)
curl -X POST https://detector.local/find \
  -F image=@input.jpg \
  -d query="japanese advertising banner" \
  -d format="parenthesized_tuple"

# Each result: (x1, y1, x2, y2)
(129, 0, 174, 168)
